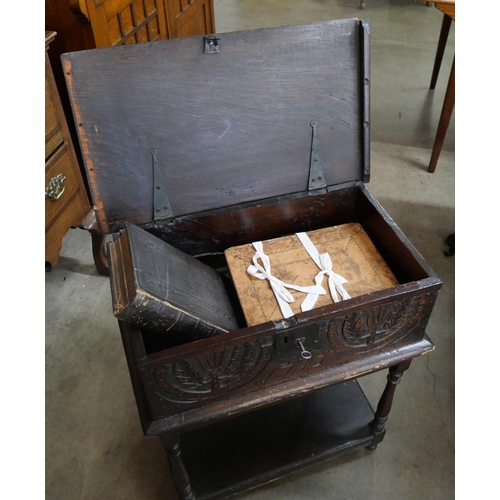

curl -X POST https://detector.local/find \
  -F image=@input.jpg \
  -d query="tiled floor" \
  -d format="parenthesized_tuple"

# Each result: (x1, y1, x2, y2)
(45, 1, 454, 499)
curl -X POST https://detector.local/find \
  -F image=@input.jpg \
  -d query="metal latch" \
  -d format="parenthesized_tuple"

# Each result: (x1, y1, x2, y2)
(204, 36, 220, 54)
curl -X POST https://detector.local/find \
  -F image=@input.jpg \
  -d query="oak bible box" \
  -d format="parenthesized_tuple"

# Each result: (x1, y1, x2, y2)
(63, 18, 442, 500)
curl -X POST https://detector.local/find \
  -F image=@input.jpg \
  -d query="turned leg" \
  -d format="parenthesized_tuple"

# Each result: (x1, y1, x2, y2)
(89, 231, 109, 276)
(160, 433, 195, 500)
(430, 13, 452, 90)
(368, 359, 412, 450)
(78, 210, 110, 276)
(428, 56, 455, 173)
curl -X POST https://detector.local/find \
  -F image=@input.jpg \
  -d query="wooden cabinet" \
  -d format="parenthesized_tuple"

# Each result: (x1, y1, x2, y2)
(45, 0, 215, 49)
(45, 0, 215, 50)
(45, 0, 215, 137)
(45, 31, 91, 271)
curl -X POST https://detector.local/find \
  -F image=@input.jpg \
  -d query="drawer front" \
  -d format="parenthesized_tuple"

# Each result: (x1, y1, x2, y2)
(45, 74, 64, 160)
(45, 144, 80, 230)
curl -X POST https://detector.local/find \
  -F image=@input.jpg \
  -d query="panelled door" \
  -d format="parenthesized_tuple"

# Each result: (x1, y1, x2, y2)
(165, 0, 215, 38)
(80, 0, 215, 47)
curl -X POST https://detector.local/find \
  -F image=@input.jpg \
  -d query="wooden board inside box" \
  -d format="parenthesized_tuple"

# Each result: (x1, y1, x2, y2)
(225, 222, 399, 326)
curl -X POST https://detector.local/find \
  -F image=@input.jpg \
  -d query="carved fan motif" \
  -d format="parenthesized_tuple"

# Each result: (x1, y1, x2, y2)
(153, 337, 273, 403)
(327, 295, 431, 354)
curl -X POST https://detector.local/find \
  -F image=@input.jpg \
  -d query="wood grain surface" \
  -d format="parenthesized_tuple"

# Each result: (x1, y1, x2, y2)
(62, 19, 368, 231)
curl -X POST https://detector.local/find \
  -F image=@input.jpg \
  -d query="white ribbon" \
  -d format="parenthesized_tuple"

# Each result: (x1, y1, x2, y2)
(296, 232, 351, 311)
(247, 241, 326, 319)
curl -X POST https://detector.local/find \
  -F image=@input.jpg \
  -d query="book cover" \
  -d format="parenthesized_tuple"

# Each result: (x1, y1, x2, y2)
(108, 222, 239, 340)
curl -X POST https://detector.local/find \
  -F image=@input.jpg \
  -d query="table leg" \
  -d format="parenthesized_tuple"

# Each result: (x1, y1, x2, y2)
(430, 13, 452, 89)
(78, 210, 110, 276)
(161, 433, 195, 500)
(368, 359, 412, 450)
(428, 56, 455, 173)
(89, 231, 109, 276)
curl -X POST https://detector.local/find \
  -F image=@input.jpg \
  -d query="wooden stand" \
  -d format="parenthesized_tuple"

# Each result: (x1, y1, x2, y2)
(119, 320, 431, 500)
(159, 362, 414, 500)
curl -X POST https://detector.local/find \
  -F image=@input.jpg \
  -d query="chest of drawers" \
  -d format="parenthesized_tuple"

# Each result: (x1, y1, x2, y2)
(45, 31, 91, 270)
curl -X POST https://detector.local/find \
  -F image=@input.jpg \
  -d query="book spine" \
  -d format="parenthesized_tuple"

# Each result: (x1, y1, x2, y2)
(108, 236, 133, 317)
(115, 290, 225, 340)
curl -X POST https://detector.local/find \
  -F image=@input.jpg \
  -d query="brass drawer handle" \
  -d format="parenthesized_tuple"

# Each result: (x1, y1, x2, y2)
(45, 173, 66, 200)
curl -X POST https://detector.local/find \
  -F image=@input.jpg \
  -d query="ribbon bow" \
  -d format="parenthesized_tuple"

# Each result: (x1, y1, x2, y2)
(247, 241, 326, 319)
(296, 232, 351, 311)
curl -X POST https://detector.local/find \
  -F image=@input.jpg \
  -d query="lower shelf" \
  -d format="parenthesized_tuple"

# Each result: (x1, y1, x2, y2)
(178, 379, 377, 499)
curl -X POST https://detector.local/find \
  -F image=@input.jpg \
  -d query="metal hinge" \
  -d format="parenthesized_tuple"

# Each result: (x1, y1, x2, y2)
(150, 148, 174, 221)
(308, 120, 327, 190)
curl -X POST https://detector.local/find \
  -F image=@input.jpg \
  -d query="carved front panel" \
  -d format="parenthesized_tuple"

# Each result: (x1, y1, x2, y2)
(151, 337, 274, 403)
(142, 291, 437, 412)
(327, 293, 437, 354)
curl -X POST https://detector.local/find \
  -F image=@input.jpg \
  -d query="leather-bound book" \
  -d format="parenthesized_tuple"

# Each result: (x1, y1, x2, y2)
(108, 222, 239, 340)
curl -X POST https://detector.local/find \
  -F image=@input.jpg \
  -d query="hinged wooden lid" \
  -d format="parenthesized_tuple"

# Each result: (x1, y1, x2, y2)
(62, 19, 370, 233)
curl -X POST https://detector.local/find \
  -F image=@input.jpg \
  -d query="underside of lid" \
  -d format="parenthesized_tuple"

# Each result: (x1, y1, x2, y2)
(62, 19, 370, 233)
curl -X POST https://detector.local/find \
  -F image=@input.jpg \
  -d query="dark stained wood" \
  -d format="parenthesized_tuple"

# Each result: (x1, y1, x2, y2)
(428, 56, 454, 173)
(119, 314, 435, 436)
(352, 184, 435, 283)
(368, 359, 412, 449)
(64, 18, 443, 499)
(360, 20, 371, 181)
(160, 433, 195, 500)
(107, 222, 240, 337)
(429, 13, 452, 89)
(141, 309, 435, 425)
(46, 0, 216, 202)
(142, 182, 359, 256)
(427, 1, 455, 173)
(78, 210, 110, 276)
(106, 179, 441, 435)
(177, 380, 375, 500)
(135, 182, 437, 285)
(62, 20, 369, 232)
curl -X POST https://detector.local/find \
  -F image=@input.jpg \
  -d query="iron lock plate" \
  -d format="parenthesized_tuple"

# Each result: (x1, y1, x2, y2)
(274, 321, 328, 360)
